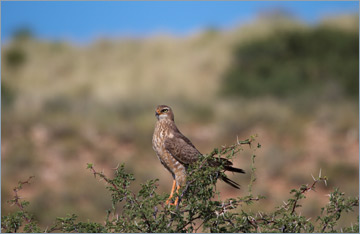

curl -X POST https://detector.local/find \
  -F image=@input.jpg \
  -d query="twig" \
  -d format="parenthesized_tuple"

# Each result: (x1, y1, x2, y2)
(88, 165, 119, 190)
(288, 173, 328, 216)
(11, 176, 35, 223)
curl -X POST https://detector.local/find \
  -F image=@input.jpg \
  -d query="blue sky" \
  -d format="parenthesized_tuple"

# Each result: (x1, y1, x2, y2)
(1, 1, 359, 44)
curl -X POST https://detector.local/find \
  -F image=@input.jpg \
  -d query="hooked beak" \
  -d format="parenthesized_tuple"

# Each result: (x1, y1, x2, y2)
(155, 111, 160, 120)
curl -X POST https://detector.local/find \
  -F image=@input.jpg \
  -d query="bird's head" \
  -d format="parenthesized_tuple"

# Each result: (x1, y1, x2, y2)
(155, 105, 174, 121)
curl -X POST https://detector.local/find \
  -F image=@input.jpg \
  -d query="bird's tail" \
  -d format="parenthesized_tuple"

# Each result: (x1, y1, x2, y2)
(220, 175, 241, 189)
(210, 158, 245, 174)
(208, 157, 245, 189)
(224, 165, 245, 174)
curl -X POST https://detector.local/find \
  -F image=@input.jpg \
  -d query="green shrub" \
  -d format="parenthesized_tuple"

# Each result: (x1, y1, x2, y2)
(5, 48, 27, 68)
(222, 26, 359, 98)
(12, 28, 33, 41)
(1, 81, 16, 108)
(1, 136, 358, 233)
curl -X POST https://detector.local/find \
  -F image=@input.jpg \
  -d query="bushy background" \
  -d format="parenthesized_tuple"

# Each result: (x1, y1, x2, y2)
(2, 12, 358, 229)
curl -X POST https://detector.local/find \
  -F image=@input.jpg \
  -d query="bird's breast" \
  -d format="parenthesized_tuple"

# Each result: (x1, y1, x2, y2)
(152, 122, 167, 158)
(152, 121, 183, 173)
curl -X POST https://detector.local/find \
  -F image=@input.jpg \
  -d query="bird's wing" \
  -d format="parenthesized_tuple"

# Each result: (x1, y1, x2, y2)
(164, 132, 201, 165)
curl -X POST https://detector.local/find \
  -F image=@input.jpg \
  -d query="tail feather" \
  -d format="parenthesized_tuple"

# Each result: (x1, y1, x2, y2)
(224, 166, 245, 174)
(210, 158, 245, 173)
(221, 176, 241, 189)
(209, 157, 245, 189)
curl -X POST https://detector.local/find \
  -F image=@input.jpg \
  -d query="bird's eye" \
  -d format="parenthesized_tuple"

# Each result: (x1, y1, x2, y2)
(161, 109, 168, 113)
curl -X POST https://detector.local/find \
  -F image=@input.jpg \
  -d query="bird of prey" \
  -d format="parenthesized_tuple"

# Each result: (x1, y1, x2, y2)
(152, 105, 244, 206)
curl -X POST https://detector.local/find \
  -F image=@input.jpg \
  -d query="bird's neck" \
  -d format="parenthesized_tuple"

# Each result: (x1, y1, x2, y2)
(156, 119, 177, 133)
(157, 118, 174, 126)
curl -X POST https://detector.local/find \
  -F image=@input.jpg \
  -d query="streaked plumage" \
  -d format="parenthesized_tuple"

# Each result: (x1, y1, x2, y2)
(152, 105, 244, 205)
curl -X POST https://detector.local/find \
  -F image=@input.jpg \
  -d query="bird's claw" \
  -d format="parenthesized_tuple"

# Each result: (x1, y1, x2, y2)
(166, 198, 179, 206)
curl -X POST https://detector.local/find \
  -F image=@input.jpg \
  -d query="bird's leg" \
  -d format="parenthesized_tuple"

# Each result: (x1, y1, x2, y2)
(166, 180, 176, 205)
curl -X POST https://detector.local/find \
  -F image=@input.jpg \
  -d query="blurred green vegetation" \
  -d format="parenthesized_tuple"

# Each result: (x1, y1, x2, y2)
(1, 81, 16, 107)
(222, 26, 359, 98)
(5, 48, 27, 68)
(12, 27, 33, 41)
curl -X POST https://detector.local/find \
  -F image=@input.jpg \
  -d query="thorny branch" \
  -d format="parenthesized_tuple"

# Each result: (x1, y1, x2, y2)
(210, 137, 253, 157)
(88, 164, 155, 232)
(88, 165, 119, 191)
(290, 174, 327, 215)
(10, 176, 35, 223)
